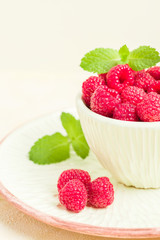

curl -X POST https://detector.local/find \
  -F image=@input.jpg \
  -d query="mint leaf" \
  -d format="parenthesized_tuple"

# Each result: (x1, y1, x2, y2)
(61, 112, 79, 139)
(72, 134, 90, 159)
(80, 45, 160, 73)
(119, 45, 130, 63)
(128, 46, 160, 71)
(28, 112, 90, 165)
(80, 48, 121, 74)
(29, 133, 70, 164)
(61, 112, 89, 159)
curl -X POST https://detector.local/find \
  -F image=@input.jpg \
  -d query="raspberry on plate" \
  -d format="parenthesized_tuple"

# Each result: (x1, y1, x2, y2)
(147, 66, 160, 80)
(134, 71, 155, 92)
(87, 177, 114, 208)
(137, 92, 160, 122)
(113, 103, 139, 121)
(57, 169, 91, 192)
(107, 64, 134, 93)
(90, 85, 121, 117)
(82, 76, 106, 107)
(121, 86, 146, 105)
(59, 179, 87, 213)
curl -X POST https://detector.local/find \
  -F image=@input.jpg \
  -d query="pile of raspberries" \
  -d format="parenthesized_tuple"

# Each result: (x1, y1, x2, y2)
(57, 169, 114, 213)
(82, 65, 160, 122)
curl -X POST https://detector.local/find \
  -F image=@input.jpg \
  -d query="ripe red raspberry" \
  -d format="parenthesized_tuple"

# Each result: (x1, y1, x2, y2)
(82, 76, 106, 107)
(148, 81, 160, 94)
(147, 66, 160, 80)
(57, 169, 91, 192)
(87, 177, 114, 208)
(121, 86, 146, 105)
(134, 71, 155, 92)
(107, 64, 134, 93)
(90, 85, 121, 117)
(59, 179, 87, 213)
(113, 103, 139, 121)
(137, 92, 160, 122)
(134, 69, 146, 77)
(98, 73, 107, 82)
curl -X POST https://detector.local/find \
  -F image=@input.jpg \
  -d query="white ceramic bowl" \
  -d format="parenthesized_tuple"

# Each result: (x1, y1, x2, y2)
(76, 93, 160, 189)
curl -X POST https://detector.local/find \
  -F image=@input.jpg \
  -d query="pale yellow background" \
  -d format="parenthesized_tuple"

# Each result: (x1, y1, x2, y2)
(0, 0, 160, 239)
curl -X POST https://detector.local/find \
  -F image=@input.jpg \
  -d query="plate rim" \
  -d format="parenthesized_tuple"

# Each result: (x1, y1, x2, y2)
(1, 109, 160, 238)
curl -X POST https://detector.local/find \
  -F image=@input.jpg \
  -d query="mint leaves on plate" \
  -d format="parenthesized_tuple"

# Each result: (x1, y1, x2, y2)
(80, 45, 160, 73)
(29, 112, 90, 165)
(61, 113, 89, 159)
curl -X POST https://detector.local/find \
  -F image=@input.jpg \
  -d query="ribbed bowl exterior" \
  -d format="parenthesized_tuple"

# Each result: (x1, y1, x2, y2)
(76, 94, 160, 188)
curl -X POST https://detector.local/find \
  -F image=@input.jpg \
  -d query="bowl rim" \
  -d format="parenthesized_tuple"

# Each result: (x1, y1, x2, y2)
(76, 93, 160, 128)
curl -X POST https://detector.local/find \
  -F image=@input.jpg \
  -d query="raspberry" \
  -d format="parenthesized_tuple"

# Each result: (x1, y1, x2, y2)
(147, 66, 160, 80)
(59, 179, 87, 213)
(107, 64, 134, 93)
(82, 76, 106, 107)
(90, 85, 121, 117)
(98, 73, 107, 82)
(113, 103, 139, 121)
(87, 177, 114, 208)
(121, 86, 146, 105)
(148, 81, 160, 94)
(137, 92, 160, 122)
(134, 71, 155, 92)
(57, 169, 91, 192)
(134, 69, 146, 77)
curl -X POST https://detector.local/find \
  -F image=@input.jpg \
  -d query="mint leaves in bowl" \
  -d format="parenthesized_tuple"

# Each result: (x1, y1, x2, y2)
(80, 45, 160, 73)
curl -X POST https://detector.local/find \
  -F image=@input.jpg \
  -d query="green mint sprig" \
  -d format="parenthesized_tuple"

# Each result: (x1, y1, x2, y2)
(119, 44, 130, 63)
(80, 45, 160, 73)
(29, 112, 90, 165)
